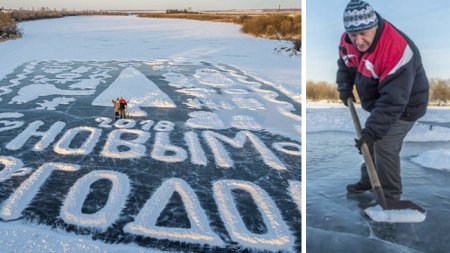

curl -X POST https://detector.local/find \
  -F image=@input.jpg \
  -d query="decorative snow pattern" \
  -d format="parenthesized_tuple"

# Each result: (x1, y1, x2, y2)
(0, 60, 300, 252)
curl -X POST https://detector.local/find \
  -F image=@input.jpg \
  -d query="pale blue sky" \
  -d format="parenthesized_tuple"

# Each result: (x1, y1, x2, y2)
(307, 0, 450, 82)
(2, 0, 300, 10)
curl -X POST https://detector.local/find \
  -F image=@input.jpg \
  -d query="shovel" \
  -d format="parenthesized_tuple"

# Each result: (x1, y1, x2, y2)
(347, 98, 425, 214)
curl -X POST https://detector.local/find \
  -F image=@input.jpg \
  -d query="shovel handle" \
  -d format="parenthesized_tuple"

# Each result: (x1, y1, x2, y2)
(348, 98, 387, 209)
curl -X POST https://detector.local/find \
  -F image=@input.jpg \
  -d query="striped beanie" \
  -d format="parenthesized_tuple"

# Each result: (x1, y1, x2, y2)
(343, 0, 378, 33)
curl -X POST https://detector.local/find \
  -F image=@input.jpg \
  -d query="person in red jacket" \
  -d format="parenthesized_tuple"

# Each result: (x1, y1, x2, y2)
(337, 0, 429, 201)
(119, 97, 127, 119)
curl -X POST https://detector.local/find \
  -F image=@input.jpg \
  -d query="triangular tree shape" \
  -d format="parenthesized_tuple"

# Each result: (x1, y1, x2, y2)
(124, 178, 224, 246)
(92, 67, 176, 117)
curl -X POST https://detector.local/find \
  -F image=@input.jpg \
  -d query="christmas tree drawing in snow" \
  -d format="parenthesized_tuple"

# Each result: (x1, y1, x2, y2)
(92, 67, 176, 117)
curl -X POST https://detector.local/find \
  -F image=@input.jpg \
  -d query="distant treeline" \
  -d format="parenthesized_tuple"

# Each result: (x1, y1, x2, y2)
(240, 14, 300, 41)
(11, 9, 127, 22)
(166, 9, 200, 14)
(138, 12, 300, 52)
(0, 12, 21, 40)
(307, 79, 450, 106)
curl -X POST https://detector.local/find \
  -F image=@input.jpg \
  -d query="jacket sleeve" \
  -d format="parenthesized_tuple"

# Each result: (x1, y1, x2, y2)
(336, 53, 356, 93)
(364, 51, 415, 140)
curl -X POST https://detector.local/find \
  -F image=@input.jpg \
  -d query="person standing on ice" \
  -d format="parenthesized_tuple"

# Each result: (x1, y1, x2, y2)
(119, 97, 128, 119)
(336, 0, 429, 200)
(112, 98, 120, 121)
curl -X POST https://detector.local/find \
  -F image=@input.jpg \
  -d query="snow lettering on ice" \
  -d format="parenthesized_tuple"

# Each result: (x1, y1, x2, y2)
(61, 170, 131, 230)
(124, 178, 225, 246)
(203, 130, 287, 170)
(1, 163, 80, 220)
(0, 60, 300, 252)
(54, 126, 102, 155)
(6, 120, 66, 151)
(101, 129, 151, 159)
(213, 180, 295, 251)
(0, 156, 25, 183)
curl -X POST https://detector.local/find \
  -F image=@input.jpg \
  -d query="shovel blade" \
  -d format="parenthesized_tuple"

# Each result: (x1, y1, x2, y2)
(385, 199, 426, 213)
(362, 199, 427, 223)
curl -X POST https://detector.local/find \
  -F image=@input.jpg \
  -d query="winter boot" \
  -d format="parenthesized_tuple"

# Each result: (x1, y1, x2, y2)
(346, 181, 371, 193)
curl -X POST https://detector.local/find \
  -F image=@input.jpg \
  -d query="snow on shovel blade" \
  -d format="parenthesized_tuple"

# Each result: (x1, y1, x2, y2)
(363, 199, 426, 223)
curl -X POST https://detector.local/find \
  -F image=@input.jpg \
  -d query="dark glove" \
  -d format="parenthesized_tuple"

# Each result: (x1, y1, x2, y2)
(339, 90, 355, 106)
(354, 130, 375, 154)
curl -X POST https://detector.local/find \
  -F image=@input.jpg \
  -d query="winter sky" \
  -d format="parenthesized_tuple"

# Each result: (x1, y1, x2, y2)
(1, 0, 301, 11)
(307, 0, 450, 83)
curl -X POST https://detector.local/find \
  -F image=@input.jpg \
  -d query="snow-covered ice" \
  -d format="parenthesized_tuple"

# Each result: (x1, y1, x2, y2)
(364, 205, 426, 223)
(0, 15, 300, 103)
(307, 105, 450, 252)
(411, 149, 450, 171)
(0, 16, 300, 252)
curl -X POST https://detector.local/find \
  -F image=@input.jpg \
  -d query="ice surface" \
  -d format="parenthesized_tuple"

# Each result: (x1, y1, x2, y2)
(0, 60, 300, 251)
(0, 16, 300, 252)
(411, 149, 450, 170)
(0, 16, 300, 103)
(307, 106, 450, 142)
(307, 107, 450, 252)
(0, 222, 168, 253)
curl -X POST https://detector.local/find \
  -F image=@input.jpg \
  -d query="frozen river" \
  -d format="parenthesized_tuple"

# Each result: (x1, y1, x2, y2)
(307, 106, 450, 253)
(0, 16, 301, 252)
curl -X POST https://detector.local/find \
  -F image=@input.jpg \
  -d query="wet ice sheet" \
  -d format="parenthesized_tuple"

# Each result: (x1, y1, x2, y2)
(307, 107, 450, 253)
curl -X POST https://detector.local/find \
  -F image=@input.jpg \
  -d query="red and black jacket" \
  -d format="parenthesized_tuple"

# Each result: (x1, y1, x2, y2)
(337, 13, 429, 140)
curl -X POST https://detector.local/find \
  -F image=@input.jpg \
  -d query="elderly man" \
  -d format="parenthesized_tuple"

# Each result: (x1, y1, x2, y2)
(336, 0, 429, 200)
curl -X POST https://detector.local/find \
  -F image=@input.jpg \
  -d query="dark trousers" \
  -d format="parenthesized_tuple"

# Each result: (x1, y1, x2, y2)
(359, 119, 415, 200)
(119, 109, 126, 119)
